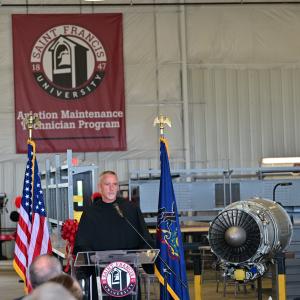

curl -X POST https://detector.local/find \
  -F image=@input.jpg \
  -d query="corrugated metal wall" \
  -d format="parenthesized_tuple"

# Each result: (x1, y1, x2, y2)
(189, 66, 300, 169)
(1, 4, 300, 238)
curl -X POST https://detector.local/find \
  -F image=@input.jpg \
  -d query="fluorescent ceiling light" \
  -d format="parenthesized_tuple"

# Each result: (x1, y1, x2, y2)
(262, 157, 300, 165)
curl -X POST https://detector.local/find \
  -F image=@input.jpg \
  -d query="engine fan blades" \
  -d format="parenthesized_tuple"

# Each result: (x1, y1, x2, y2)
(209, 209, 260, 263)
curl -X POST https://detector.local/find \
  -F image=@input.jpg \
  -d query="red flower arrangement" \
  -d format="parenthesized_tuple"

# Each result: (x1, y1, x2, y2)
(61, 219, 78, 272)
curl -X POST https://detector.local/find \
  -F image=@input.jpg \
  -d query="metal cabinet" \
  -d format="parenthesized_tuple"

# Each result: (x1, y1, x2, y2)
(41, 149, 97, 229)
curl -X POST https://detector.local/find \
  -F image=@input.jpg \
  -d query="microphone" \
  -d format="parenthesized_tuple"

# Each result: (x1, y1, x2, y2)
(113, 203, 124, 218)
(114, 202, 153, 249)
(112, 201, 188, 289)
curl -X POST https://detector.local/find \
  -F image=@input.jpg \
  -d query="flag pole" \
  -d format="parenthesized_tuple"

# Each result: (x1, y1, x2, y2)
(154, 115, 173, 300)
(14, 113, 51, 293)
(154, 114, 190, 300)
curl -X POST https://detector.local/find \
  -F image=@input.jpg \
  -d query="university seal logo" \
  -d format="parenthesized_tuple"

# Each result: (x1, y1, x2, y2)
(101, 261, 137, 297)
(30, 25, 107, 100)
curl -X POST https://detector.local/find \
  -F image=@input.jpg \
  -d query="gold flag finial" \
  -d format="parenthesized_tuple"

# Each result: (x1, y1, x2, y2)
(24, 114, 40, 140)
(153, 115, 171, 137)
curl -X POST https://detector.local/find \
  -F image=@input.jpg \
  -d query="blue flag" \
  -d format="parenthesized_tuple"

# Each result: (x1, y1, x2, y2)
(155, 138, 190, 300)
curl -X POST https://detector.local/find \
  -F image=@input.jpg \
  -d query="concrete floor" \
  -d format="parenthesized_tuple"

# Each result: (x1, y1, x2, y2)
(0, 260, 273, 300)
(143, 270, 273, 300)
(0, 261, 24, 300)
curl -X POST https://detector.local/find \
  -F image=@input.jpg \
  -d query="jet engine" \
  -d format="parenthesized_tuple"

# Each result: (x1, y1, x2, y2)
(208, 197, 293, 281)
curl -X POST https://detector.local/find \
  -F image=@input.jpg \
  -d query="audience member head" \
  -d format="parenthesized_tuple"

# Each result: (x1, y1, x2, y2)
(24, 282, 76, 300)
(49, 273, 83, 300)
(29, 254, 62, 289)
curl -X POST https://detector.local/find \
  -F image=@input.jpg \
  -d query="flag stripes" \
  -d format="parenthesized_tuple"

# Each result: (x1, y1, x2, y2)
(13, 139, 52, 291)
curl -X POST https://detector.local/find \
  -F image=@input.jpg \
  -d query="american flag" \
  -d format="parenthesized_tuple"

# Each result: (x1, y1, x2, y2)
(13, 140, 52, 291)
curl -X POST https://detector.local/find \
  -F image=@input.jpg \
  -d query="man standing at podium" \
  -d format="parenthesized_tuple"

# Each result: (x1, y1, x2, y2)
(74, 170, 154, 299)
(74, 170, 153, 252)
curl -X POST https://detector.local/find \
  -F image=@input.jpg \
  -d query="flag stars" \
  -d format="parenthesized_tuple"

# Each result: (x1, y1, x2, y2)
(21, 145, 48, 219)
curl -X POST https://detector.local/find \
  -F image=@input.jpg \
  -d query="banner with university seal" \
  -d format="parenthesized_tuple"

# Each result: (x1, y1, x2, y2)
(12, 14, 126, 153)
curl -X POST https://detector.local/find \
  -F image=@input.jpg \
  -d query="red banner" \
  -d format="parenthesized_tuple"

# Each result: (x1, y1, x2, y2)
(12, 14, 126, 153)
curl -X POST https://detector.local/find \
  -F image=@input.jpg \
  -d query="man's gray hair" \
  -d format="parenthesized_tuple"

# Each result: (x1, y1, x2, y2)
(99, 170, 118, 182)
(29, 254, 62, 288)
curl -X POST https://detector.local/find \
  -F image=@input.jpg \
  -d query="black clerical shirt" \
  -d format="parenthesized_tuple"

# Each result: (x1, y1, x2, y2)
(74, 197, 154, 300)
(74, 197, 153, 253)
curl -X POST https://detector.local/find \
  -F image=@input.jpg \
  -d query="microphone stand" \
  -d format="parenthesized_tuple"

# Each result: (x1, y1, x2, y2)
(113, 203, 188, 298)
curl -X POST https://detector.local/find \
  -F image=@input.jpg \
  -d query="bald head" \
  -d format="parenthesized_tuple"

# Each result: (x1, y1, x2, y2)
(29, 254, 62, 288)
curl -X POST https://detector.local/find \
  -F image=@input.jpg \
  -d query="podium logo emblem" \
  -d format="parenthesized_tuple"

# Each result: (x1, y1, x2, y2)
(30, 24, 107, 100)
(101, 261, 137, 297)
